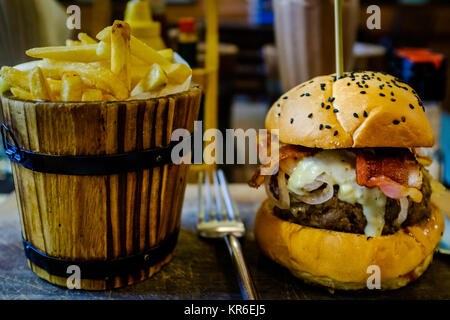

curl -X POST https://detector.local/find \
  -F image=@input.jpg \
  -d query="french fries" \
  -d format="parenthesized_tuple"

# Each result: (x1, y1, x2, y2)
(130, 36, 191, 84)
(0, 66, 29, 90)
(96, 26, 112, 42)
(62, 72, 83, 101)
(2, 20, 192, 102)
(158, 48, 175, 63)
(47, 79, 62, 100)
(97, 40, 164, 67)
(0, 77, 10, 94)
(96, 41, 111, 60)
(78, 33, 97, 45)
(111, 20, 131, 90)
(131, 63, 167, 96)
(10, 87, 33, 100)
(103, 94, 118, 101)
(66, 40, 81, 47)
(39, 59, 128, 100)
(97, 24, 192, 84)
(82, 88, 103, 101)
(28, 67, 51, 100)
(26, 45, 106, 62)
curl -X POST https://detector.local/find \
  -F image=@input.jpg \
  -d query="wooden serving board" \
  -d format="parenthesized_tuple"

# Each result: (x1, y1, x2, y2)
(0, 184, 449, 300)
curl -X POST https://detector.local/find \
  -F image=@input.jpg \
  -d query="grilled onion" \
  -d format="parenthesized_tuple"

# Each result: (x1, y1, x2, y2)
(396, 197, 409, 226)
(291, 173, 334, 205)
(264, 173, 291, 209)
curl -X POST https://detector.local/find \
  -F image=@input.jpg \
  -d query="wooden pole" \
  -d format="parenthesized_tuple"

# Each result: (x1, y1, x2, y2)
(334, 0, 344, 78)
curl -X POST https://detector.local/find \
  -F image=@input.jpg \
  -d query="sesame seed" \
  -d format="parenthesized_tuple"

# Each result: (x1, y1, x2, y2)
(321, 102, 325, 108)
(388, 84, 392, 88)
(379, 93, 385, 97)
(308, 113, 313, 118)
(360, 91, 366, 94)
(290, 118, 294, 124)
(390, 92, 394, 96)
(409, 104, 414, 109)
(330, 97, 335, 102)
(364, 84, 369, 88)
(353, 113, 359, 118)
(362, 80, 366, 84)
(347, 82, 350, 86)
(401, 116, 406, 122)
(363, 110, 368, 117)
(300, 93, 305, 97)
(326, 105, 331, 110)
(393, 120, 400, 125)
(277, 113, 280, 117)
(277, 103, 280, 107)
(282, 96, 288, 99)
(391, 98, 396, 102)
(333, 109, 339, 113)
(325, 125, 331, 129)
(333, 130, 338, 136)
(319, 124, 324, 130)
(305, 93, 310, 96)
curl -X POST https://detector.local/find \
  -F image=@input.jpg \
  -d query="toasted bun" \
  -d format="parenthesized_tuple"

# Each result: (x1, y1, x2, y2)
(254, 199, 444, 290)
(266, 71, 434, 149)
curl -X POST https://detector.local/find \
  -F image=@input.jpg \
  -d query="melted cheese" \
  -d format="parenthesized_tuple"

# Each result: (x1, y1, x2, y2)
(287, 150, 386, 237)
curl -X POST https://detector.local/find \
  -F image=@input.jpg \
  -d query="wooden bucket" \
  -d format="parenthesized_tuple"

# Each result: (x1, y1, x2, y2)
(0, 86, 201, 290)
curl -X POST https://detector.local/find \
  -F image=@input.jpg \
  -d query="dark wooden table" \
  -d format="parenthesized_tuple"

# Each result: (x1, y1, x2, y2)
(0, 185, 449, 300)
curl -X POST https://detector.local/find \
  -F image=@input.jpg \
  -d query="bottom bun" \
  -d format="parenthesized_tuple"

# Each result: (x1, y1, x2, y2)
(254, 199, 444, 291)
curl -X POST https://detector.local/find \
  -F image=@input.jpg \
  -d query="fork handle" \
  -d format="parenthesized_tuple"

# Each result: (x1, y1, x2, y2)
(224, 235, 259, 300)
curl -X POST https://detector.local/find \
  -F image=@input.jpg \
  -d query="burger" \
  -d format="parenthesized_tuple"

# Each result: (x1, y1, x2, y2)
(249, 71, 445, 290)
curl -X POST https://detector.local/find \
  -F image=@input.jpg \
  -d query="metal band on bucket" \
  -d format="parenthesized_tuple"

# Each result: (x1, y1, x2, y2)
(1, 123, 189, 175)
(22, 229, 179, 280)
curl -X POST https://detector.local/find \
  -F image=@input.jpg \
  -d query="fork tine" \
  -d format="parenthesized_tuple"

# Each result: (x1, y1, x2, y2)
(197, 171, 205, 224)
(217, 169, 236, 221)
(213, 170, 227, 221)
(212, 170, 222, 214)
(204, 170, 216, 221)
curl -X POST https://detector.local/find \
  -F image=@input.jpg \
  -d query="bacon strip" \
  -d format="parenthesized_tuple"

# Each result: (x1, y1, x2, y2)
(356, 149, 422, 188)
(366, 176, 423, 203)
(356, 149, 423, 202)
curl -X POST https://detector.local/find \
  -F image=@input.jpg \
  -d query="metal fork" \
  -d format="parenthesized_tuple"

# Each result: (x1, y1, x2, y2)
(197, 169, 258, 300)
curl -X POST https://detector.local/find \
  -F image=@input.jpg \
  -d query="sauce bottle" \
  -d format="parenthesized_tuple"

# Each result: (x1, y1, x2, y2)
(125, 0, 165, 50)
(177, 17, 198, 68)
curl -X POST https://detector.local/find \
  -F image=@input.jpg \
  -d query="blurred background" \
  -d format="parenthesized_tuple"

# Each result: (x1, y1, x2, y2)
(0, 0, 450, 187)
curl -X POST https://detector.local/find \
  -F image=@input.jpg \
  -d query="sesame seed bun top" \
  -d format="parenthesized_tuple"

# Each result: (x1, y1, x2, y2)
(265, 71, 434, 149)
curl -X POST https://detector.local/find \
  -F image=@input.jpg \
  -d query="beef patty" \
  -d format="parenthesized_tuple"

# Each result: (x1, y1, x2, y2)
(272, 171, 432, 235)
